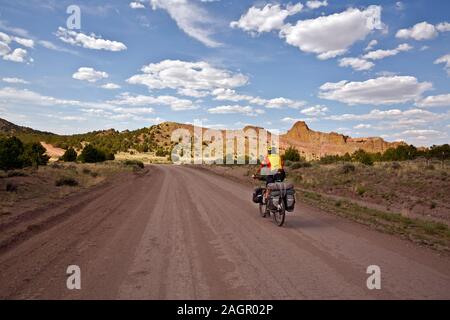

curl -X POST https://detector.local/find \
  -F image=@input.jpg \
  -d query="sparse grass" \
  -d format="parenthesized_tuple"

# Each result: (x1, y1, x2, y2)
(287, 159, 450, 223)
(341, 163, 355, 174)
(356, 185, 367, 196)
(124, 160, 144, 169)
(55, 177, 79, 187)
(291, 161, 312, 169)
(7, 171, 28, 177)
(300, 190, 450, 252)
(115, 151, 170, 164)
(6, 182, 17, 192)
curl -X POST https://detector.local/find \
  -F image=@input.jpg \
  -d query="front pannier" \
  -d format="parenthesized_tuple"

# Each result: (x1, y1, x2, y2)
(253, 187, 264, 203)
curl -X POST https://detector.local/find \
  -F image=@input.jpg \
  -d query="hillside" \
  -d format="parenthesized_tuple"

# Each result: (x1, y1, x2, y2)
(0, 117, 404, 160)
(0, 118, 54, 136)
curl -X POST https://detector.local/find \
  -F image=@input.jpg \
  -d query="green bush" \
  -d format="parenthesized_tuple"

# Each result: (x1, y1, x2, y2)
(78, 145, 106, 163)
(61, 147, 77, 162)
(356, 185, 367, 196)
(0, 137, 24, 170)
(156, 148, 168, 157)
(21, 142, 49, 168)
(352, 149, 374, 166)
(283, 147, 301, 162)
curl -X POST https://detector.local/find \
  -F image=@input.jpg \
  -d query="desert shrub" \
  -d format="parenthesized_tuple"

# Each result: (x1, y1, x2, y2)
(356, 185, 367, 196)
(105, 152, 115, 161)
(352, 149, 374, 166)
(78, 145, 106, 163)
(50, 162, 63, 169)
(382, 145, 418, 161)
(283, 147, 301, 162)
(284, 160, 293, 167)
(291, 161, 312, 169)
(427, 144, 450, 160)
(391, 162, 401, 170)
(55, 177, 79, 187)
(319, 155, 341, 164)
(341, 163, 355, 174)
(0, 137, 24, 170)
(60, 147, 77, 162)
(6, 182, 18, 192)
(21, 142, 49, 168)
(7, 171, 27, 177)
(156, 148, 168, 157)
(124, 160, 144, 169)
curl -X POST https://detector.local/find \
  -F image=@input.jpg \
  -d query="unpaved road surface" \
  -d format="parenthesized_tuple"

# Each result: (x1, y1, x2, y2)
(1, 165, 450, 299)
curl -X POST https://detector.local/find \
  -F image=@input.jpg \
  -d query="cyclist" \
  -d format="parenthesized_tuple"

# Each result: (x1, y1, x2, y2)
(253, 146, 286, 201)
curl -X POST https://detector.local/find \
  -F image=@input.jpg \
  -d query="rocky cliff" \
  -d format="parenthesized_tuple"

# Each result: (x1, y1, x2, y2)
(279, 121, 403, 160)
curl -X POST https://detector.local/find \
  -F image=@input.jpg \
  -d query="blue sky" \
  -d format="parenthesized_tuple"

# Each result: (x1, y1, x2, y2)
(0, 0, 449, 146)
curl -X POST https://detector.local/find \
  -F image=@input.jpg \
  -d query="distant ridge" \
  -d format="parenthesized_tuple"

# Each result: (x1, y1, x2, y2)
(0, 118, 55, 136)
(0, 117, 405, 159)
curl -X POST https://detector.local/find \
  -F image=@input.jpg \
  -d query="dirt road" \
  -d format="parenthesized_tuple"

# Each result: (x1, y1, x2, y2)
(1, 165, 449, 299)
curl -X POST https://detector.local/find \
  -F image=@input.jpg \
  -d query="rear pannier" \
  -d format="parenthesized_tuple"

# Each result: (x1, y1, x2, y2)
(267, 183, 296, 212)
(268, 190, 281, 210)
(285, 189, 296, 212)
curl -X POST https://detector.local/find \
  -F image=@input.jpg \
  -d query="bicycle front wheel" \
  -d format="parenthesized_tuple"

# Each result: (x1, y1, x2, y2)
(273, 202, 285, 227)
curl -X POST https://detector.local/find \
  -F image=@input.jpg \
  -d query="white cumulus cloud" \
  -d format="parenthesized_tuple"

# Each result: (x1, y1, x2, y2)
(2, 77, 29, 84)
(73, 67, 109, 83)
(130, 2, 145, 9)
(319, 76, 432, 105)
(306, 1, 328, 10)
(207, 105, 265, 116)
(127, 60, 248, 92)
(150, 0, 221, 47)
(416, 94, 450, 108)
(434, 54, 450, 76)
(339, 57, 374, 71)
(300, 105, 329, 116)
(101, 83, 121, 90)
(56, 27, 127, 52)
(395, 21, 450, 40)
(363, 43, 413, 60)
(280, 6, 384, 60)
(3, 48, 28, 63)
(230, 3, 303, 35)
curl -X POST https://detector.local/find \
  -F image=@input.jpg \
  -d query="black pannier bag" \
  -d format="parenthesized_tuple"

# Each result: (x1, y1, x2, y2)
(268, 190, 281, 210)
(253, 187, 263, 203)
(285, 188, 296, 212)
(267, 183, 296, 212)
